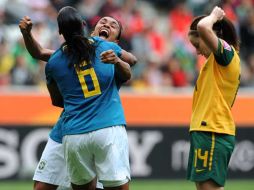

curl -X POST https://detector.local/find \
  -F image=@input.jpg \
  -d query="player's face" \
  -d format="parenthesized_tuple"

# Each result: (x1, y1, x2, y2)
(189, 35, 211, 58)
(93, 17, 121, 43)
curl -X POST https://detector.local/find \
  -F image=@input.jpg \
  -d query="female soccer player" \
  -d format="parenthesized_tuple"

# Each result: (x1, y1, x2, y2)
(49, 7, 131, 190)
(187, 6, 240, 190)
(19, 11, 136, 190)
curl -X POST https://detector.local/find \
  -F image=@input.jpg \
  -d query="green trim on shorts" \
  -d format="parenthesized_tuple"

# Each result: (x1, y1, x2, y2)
(187, 131, 235, 187)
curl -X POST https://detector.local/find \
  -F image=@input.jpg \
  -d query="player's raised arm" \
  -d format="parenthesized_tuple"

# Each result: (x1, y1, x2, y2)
(19, 16, 54, 62)
(20, 16, 62, 107)
(197, 6, 225, 54)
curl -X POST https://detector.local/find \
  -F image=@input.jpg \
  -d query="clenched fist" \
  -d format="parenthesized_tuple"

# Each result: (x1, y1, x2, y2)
(19, 16, 33, 35)
(100, 50, 120, 65)
(210, 6, 225, 21)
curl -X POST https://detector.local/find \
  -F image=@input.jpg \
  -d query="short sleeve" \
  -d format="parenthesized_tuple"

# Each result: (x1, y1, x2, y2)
(214, 39, 234, 66)
(112, 43, 122, 57)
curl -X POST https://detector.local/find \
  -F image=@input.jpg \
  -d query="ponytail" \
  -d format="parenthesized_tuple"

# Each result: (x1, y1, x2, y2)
(63, 33, 95, 69)
(57, 6, 95, 69)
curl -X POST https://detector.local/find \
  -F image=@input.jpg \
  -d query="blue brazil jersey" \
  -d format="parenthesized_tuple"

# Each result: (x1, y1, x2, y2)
(49, 110, 65, 143)
(46, 36, 126, 137)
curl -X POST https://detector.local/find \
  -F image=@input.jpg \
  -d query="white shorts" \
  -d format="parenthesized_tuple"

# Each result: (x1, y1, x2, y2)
(33, 137, 71, 187)
(33, 137, 103, 189)
(63, 126, 130, 187)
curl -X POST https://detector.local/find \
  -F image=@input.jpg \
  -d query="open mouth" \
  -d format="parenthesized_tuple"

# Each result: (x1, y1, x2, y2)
(99, 29, 109, 39)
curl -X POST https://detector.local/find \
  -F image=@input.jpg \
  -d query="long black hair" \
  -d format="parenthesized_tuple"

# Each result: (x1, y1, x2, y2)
(189, 15, 240, 51)
(57, 6, 95, 69)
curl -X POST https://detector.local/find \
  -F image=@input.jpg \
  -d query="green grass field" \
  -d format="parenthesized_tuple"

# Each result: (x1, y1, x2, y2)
(0, 180, 254, 190)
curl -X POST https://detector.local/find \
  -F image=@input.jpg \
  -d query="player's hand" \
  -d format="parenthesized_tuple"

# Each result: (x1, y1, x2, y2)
(210, 6, 225, 21)
(19, 16, 33, 35)
(100, 50, 120, 64)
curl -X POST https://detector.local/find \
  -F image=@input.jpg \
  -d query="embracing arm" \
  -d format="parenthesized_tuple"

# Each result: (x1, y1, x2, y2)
(120, 49, 137, 67)
(114, 59, 131, 82)
(197, 6, 225, 54)
(19, 16, 54, 62)
(100, 50, 131, 82)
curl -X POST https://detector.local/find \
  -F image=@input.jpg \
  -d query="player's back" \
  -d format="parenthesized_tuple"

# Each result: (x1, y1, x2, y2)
(46, 37, 126, 135)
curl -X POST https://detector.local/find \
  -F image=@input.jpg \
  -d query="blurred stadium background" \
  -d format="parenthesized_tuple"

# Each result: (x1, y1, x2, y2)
(0, 0, 254, 189)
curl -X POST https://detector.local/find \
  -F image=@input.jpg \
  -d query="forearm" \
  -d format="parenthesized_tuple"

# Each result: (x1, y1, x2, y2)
(197, 15, 217, 34)
(100, 49, 132, 81)
(21, 31, 53, 62)
(120, 50, 137, 67)
(197, 15, 219, 53)
(115, 59, 131, 82)
(197, 7, 225, 53)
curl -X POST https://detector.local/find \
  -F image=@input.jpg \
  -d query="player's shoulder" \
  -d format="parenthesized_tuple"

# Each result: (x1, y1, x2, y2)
(90, 36, 101, 42)
(91, 36, 121, 57)
(48, 46, 65, 63)
(90, 36, 105, 45)
(214, 39, 238, 66)
(217, 38, 240, 57)
(91, 36, 119, 47)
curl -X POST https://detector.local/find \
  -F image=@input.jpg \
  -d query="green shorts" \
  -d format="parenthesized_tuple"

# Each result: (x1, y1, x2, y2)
(187, 131, 235, 187)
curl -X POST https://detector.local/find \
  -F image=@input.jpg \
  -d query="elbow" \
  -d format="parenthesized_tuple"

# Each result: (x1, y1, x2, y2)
(27, 50, 40, 60)
(31, 53, 41, 60)
(31, 49, 50, 62)
(122, 70, 131, 82)
(197, 20, 213, 37)
(121, 69, 132, 83)
(129, 54, 137, 67)
(126, 71, 131, 81)
(126, 64, 132, 81)
(197, 22, 207, 34)
(131, 56, 138, 67)
(29, 51, 44, 61)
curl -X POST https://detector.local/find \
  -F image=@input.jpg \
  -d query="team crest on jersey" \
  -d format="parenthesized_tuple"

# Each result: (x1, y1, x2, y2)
(38, 160, 47, 170)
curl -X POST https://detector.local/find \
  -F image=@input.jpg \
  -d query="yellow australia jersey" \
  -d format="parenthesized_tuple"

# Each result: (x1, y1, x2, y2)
(190, 39, 240, 135)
